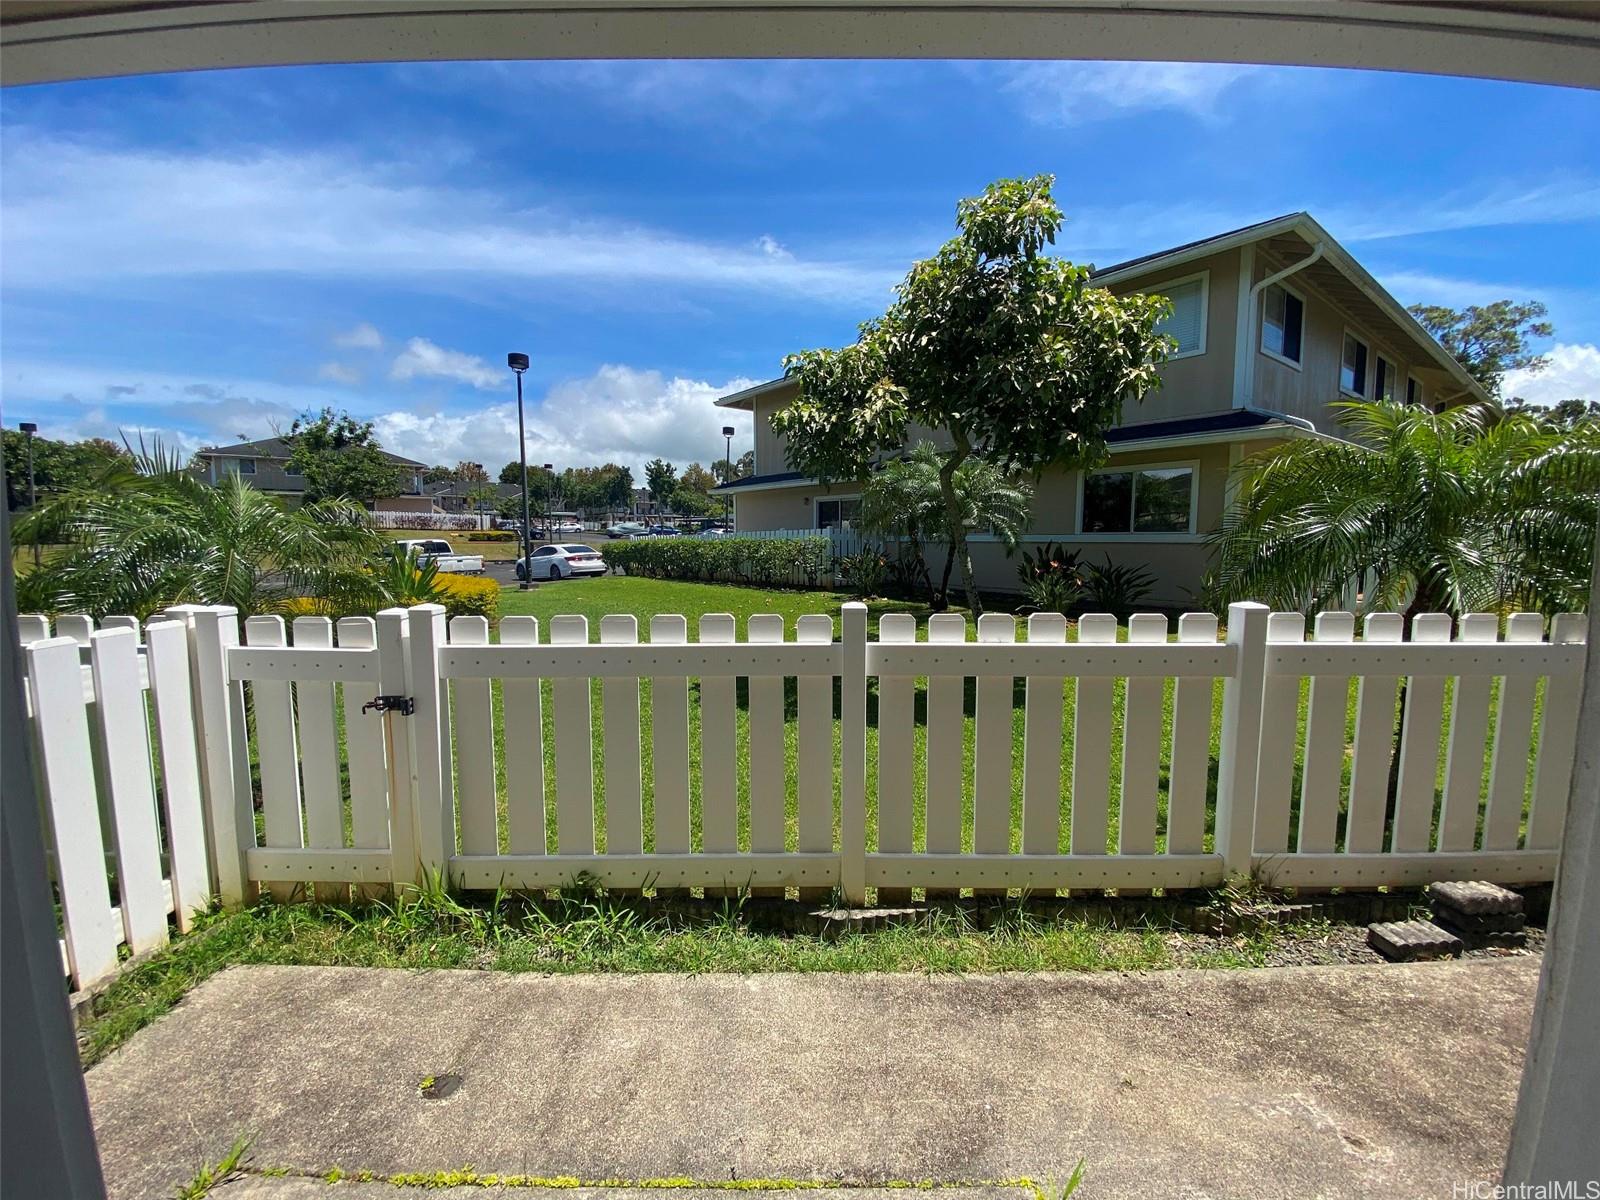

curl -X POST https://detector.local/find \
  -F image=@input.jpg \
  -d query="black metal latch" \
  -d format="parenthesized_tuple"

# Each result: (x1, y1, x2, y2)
(362, 695, 415, 717)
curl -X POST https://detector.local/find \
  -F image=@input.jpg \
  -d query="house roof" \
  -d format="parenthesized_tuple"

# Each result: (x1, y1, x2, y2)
(197, 435, 426, 469)
(712, 469, 809, 493)
(425, 480, 522, 499)
(712, 210, 1491, 412)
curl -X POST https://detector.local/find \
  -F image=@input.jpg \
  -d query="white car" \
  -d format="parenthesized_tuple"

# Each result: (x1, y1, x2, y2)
(390, 538, 485, 575)
(516, 543, 607, 581)
(607, 521, 649, 539)
(555, 520, 583, 535)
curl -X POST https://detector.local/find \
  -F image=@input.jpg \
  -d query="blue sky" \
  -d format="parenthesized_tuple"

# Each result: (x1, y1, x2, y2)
(2, 59, 1597, 475)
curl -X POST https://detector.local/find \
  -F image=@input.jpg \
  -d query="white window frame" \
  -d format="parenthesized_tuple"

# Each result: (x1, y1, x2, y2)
(814, 493, 861, 531)
(1340, 328, 1371, 399)
(1144, 269, 1209, 361)
(1075, 459, 1201, 538)
(1373, 354, 1397, 403)
(1258, 280, 1305, 372)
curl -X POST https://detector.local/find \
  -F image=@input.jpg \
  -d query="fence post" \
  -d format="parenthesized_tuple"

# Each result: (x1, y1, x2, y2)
(407, 603, 452, 886)
(189, 606, 251, 906)
(840, 601, 868, 906)
(1215, 601, 1269, 881)
(375, 608, 421, 889)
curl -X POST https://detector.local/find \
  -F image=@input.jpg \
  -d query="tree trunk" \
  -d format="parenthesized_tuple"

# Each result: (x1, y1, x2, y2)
(936, 443, 980, 618)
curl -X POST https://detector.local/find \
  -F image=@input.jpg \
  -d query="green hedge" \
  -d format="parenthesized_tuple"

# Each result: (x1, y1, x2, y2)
(603, 536, 831, 587)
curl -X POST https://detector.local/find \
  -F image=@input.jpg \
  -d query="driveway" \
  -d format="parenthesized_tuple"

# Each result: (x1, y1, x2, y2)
(87, 959, 1537, 1199)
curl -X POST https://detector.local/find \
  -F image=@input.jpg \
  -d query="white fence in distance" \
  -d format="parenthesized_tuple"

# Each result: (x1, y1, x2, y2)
(18, 600, 1589, 990)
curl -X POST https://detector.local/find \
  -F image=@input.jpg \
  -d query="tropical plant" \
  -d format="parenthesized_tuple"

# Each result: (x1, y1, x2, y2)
(858, 443, 944, 603)
(772, 174, 1171, 616)
(370, 548, 447, 608)
(1017, 542, 1085, 614)
(835, 547, 889, 599)
(12, 442, 382, 619)
(1081, 555, 1156, 620)
(1205, 399, 1600, 617)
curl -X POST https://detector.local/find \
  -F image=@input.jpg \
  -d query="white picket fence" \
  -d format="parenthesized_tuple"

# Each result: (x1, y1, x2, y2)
(17, 601, 1589, 991)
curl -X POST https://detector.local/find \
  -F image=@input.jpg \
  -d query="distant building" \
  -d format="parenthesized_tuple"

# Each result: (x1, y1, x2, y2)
(193, 436, 428, 511)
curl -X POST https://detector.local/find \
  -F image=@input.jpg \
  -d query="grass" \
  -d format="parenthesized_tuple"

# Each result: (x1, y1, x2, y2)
(77, 887, 1291, 1069)
(173, 1135, 250, 1199)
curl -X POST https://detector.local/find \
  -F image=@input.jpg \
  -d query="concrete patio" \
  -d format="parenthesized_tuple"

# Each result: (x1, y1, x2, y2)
(87, 959, 1538, 1199)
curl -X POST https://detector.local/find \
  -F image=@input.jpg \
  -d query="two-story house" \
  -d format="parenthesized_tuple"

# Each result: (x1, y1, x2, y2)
(710, 212, 1488, 606)
(194, 436, 430, 511)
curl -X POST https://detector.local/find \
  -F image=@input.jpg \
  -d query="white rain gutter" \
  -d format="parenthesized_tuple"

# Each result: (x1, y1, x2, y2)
(1240, 240, 1326, 409)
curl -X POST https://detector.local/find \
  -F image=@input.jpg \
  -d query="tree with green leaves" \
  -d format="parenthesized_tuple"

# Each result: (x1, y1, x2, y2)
(3, 431, 129, 510)
(771, 174, 1171, 615)
(712, 450, 755, 484)
(1506, 397, 1599, 429)
(286, 408, 405, 505)
(645, 458, 677, 509)
(422, 464, 457, 485)
(454, 461, 489, 483)
(1408, 300, 1552, 399)
(1206, 399, 1600, 618)
(465, 483, 498, 529)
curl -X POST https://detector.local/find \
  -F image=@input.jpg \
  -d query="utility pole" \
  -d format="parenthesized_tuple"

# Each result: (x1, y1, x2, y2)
(506, 354, 532, 589)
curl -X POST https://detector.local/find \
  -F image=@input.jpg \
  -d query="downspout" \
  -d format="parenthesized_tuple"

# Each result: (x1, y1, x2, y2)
(1240, 241, 1326, 408)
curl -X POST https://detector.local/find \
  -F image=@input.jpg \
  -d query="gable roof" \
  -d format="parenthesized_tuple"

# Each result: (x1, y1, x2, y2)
(197, 435, 426, 469)
(714, 211, 1490, 410)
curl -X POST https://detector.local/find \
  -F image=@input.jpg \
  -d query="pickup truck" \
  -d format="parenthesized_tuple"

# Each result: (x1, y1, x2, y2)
(391, 538, 485, 575)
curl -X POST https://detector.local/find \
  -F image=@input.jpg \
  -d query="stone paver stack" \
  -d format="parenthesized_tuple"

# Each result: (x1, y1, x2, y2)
(1426, 881, 1528, 950)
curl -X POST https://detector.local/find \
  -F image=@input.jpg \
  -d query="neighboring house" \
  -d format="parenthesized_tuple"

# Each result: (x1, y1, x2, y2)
(426, 479, 523, 514)
(194, 437, 428, 510)
(711, 212, 1488, 606)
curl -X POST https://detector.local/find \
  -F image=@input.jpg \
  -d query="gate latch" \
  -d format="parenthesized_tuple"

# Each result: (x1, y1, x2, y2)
(362, 694, 415, 717)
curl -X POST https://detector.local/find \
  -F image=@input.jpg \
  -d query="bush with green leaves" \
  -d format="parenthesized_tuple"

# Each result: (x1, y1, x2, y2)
(1082, 555, 1156, 620)
(602, 536, 830, 588)
(1016, 542, 1086, 615)
(835, 547, 889, 599)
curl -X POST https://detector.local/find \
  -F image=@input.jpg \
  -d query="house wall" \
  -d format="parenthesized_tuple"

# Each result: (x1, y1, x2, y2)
(733, 481, 859, 532)
(205, 455, 306, 495)
(373, 495, 437, 515)
(1109, 248, 1242, 426)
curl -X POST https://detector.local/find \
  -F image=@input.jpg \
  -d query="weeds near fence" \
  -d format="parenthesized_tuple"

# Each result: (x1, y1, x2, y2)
(172, 1134, 251, 1199)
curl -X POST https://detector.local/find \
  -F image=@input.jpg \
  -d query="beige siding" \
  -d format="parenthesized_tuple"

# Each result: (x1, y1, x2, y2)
(751, 391, 795, 475)
(732, 482, 858, 533)
(1110, 248, 1241, 425)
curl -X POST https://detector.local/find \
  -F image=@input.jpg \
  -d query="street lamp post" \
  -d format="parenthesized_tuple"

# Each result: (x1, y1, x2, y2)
(721, 424, 735, 531)
(19, 422, 38, 567)
(507, 353, 532, 590)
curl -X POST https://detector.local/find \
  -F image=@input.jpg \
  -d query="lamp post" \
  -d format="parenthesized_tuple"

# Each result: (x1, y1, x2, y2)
(721, 425, 735, 530)
(507, 353, 532, 589)
(19, 422, 38, 567)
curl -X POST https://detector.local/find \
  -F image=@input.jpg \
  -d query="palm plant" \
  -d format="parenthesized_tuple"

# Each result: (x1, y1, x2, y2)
(13, 441, 382, 619)
(1206, 400, 1600, 618)
(858, 442, 943, 604)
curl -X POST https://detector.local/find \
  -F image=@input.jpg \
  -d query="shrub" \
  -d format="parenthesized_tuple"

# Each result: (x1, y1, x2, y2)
(835, 547, 888, 599)
(602, 536, 830, 588)
(1082, 555, 1156, 620)
(465, 531, 516, 542)
(434, 572, 500, 621)
(1016, 542, 1086, 615)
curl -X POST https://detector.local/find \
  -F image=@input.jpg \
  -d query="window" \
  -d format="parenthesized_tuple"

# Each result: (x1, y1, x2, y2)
(815, 496, 860, 530)
(234, 458, 256, 475)
(1150, 272, 1207, 358)
(283, 462, 302, 477)
(1260, 283, 1303, 366)
(1081, 464, 1196, 534)
(1406, 376, 1425, 407)
(1374, 356, 1396, 403)
(1341, 332, 1369, 397)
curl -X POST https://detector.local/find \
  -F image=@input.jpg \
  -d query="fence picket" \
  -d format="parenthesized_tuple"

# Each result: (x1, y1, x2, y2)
(601, 615, 644, 857)
(1392, 614, 1454, 852)
(89, 628, 168, 955)
(698, 614, 738, 857)
(375, 610, 418, 886)
(245, 616, 303, 899)
(291, 618, 345, 903)
(746, 615, 786, 858)
(876, 614, 918, 862)
(27, 637, 119, 988)
(649, 615, 692, 857)
(1070, 614, 1117, 857)
(550, 615, 595, 855)
(1438, 613, 1499, 851)
(449, 616, 499, 857)
(191, 606, 251, 905)
(1345, 613, 1403, 854)
(1166, 613, 1217, 856)
(407, 604, 453, 879)
(56, 614, 93, 645)
(1021, 613, 1067, 857)
(144, 619, 211, 930)
(1526, 613, 1587, 850)
(1298, 611, 1354, 854)
(336, 618, 390, 873)
(925, 613, 967, 857)
(1482, 613, 1545, 851)
(1119, 613, 1168, 858)
(973, 614, 1016, 860)
(1254, 613, 1305, 854)
(499, 616, 547, 854)
(18, 613, 51, 643)
(795, 614, 834, 900)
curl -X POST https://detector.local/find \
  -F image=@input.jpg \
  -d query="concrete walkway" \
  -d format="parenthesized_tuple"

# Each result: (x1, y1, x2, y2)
(87, 960, 1538, 1199)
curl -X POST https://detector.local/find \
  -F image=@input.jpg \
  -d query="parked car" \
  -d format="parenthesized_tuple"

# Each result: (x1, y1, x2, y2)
(515, 543, 607, 581)
(555, 520, 583, 535)
(390, 538, 485, 575)
(648, 524, 680, 536)
(606, 521, 649, 539)
(697, 526, 733, 537)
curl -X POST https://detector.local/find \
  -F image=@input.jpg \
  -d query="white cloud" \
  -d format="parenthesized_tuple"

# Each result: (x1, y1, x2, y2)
(334, 322, 383, 350)
(318, 362, 362, 386)
(389, 338, 501, 390)
(1000, 61, 1261, 125)
(0, 130, 894, 307)
(372, 365, 755, 476)
(1503, 343, 1600, 407)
